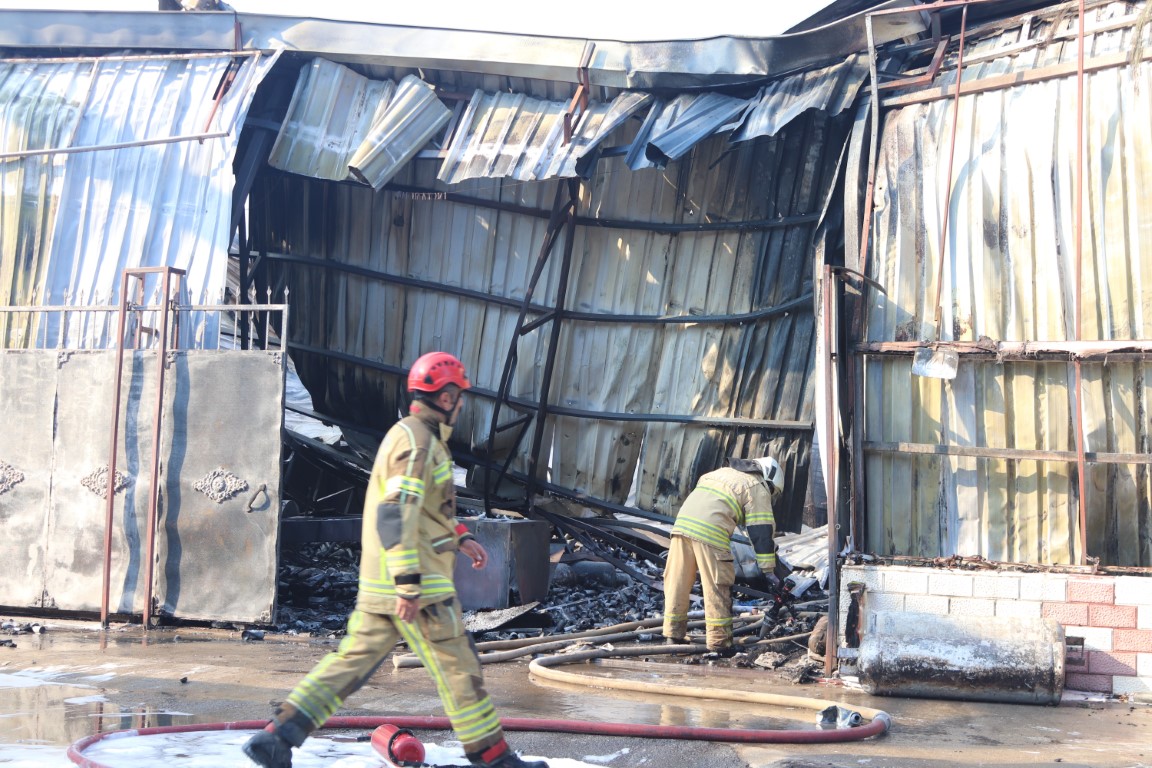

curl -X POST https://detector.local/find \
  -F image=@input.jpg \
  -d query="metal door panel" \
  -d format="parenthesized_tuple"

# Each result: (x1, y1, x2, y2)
(152, 351, 283, 623)
(46, 351, 155, 613)
(0, 351, 55, 607)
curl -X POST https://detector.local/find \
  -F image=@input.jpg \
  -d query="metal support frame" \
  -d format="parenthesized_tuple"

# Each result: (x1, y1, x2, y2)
(483, 180, 579, 513)
(100, 266, 185, 630)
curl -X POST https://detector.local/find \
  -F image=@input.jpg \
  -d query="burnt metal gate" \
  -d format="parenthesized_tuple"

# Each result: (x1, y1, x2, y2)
(0, 291, 286, 624)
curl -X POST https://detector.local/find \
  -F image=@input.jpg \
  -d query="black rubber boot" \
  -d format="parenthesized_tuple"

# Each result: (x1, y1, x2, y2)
(467, 738, 548, 767)
(242, 730, 294, 768)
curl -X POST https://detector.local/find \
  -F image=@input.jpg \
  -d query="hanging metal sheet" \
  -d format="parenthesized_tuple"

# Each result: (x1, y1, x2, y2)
(268, 57, 398, 182)
(624, 93, 749, 171)
(437, 90, 650, 184)
(349, 75, 452, 190)
(733, 53, 871, 141)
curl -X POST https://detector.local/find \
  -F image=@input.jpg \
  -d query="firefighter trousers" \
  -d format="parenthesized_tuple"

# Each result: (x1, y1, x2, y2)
(271, 600, 504, 755)
(662, 534, 736, 650)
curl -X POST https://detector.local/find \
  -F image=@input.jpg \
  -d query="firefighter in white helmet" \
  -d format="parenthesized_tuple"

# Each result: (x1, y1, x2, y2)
(661, 455, 784, 654)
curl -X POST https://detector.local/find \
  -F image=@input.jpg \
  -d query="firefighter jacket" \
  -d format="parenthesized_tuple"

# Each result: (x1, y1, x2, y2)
(355, 404, 473, 613)
(671, 466, 777, 572)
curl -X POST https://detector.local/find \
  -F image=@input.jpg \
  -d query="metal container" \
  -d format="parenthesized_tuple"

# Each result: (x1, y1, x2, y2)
(846, 610, 1065, 705)
(452, 518, 551, 610)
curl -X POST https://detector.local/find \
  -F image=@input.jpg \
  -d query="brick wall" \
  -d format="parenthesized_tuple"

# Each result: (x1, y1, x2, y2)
(838, 565, 1152, 696)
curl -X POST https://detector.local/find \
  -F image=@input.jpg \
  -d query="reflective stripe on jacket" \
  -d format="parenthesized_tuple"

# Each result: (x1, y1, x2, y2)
(356, 408, 464, 612)
(671, 466, 777, 571)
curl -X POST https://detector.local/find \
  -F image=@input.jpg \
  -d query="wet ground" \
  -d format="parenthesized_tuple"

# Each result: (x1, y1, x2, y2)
(1, 617, 1150, 768)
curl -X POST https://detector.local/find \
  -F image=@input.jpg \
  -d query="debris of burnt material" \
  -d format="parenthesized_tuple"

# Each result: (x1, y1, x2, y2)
(275, 514, 828, 683)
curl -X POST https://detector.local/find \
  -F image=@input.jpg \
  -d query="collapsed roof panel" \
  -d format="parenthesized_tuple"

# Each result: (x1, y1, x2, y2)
(625, 92, 750, 171)
(268, 58, 451, 189)
(438, 90, 651, 184)
(268, 57, 398, 182)
(733, 52, 871, 141)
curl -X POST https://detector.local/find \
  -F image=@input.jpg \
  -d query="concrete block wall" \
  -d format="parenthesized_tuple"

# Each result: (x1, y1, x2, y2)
(839, 564, 1152, 696)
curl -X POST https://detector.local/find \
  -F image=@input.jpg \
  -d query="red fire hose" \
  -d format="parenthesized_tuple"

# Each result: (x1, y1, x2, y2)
(69, 650, 891, 766)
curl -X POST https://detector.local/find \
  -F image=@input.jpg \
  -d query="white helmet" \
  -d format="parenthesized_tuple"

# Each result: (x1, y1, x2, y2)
(753, 456, 784, 495)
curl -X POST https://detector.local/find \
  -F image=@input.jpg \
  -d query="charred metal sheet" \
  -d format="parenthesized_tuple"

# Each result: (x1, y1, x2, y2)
(855, 2, 1152, 567)
(0, 51, 278, 321)
(733, 53, 870, 141)
(0, 349, 282, 623)
(624, 93, 749, 171)
(439, 90, 651, 183)
(262, 103, 840, 531)
(437, 90, 566, 183)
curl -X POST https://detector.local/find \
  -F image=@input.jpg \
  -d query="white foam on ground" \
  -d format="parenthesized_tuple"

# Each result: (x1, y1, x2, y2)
(1, 731, 607, 767)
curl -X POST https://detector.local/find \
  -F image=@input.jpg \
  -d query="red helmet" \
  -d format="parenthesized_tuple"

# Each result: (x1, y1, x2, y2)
(407, 351, 471, 393)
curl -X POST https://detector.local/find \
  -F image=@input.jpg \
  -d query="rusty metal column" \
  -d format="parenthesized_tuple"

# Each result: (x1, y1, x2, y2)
(100, 271, 133, 629)
(1072, 0, 1090, 565)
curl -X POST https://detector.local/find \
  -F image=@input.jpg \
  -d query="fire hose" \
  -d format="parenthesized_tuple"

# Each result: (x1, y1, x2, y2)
(70, 699, 890, 768)
(70, 633, 889, 766)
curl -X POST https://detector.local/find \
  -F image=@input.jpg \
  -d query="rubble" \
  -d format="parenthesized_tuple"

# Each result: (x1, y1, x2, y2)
(274, 536, 828, 682)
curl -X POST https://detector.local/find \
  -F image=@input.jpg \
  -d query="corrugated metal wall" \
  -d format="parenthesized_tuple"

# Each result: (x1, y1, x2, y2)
(0, 51, 277, 347)
(859, 2, 1152, 566)
(257, 106, 851, 529)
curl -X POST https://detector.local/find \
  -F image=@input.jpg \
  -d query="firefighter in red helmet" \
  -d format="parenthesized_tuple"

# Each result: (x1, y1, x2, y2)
(245, 352, 547, 768)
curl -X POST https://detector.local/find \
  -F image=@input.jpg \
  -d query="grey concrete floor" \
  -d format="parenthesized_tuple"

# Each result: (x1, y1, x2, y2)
(1, 617, 1150, 768)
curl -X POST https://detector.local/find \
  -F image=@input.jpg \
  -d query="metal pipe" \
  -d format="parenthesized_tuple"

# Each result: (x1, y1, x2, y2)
(286, 343, 811, 430)
(856, 339, 1152, 355)
(484, 182, 578, 516)
(931, 3, 968, 338)
(323, 176, 823, 235)
(0, 131, 232, 161)
(99, 272, 132, 629)
(142, 269, 182, 629)
(822, 266, 840, 678)
(0, 50, 262, 65)
(1072, 0, 1089, 565)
